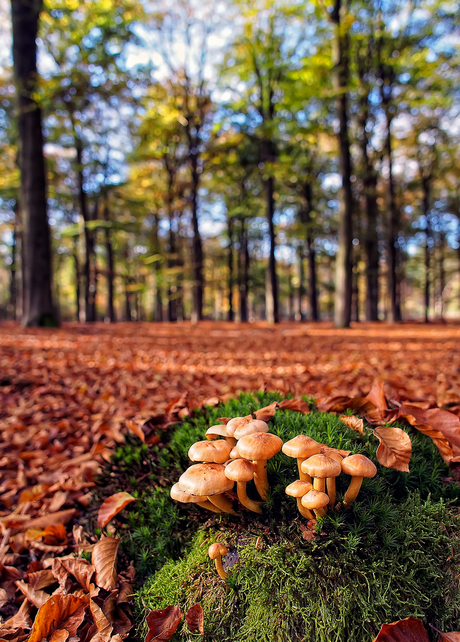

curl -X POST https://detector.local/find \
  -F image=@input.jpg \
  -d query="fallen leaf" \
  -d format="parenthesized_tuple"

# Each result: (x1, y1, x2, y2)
(28, 594, 89, 642)
(27, 569, 55, 591)
(92, 536, 120, 591)
(3, 600, 32, 629)
(400, 413, 453, 463)
(145, 606, 182, 642)
(15, 580, 50, 608)
(185, 604, 204, 634)
(373, 616, 429, 641)
(278, 398, 310, 414)
(401, 405, 460, 456)
(316, 396, 381, 423)
(365, 380, 388, 413)
(49, 630, 69, 642)
(97, 492, 136, 528)
(373, 427, 412, 472)
(439, 633, 460, 641)
(339, 415, 364, 435)
(60, 557, 95, 592)
(254, 403, 278, 422)
(125, 420, 145, 443)
(90, 598, 113, 642)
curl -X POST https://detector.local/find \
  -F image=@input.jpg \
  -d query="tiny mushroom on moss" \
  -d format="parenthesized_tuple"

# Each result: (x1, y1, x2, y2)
(285, 480, 314, 519)
(282, 435, 321, 482)
(237, 432, 283, 501)
(301, 489, 329, 519)
(301, 454, 341, 500)
(170, 482, 222, 513)
(188, 440, 232, 464)
(341, 454, 377, 506)
(178, 463, 237, 515)
(225, 459, 262, 514)
(208, 543, 228, 579)
(205, 425, 237, 448)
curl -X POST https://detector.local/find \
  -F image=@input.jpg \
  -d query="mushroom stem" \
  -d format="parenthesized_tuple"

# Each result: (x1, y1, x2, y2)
(236, 481, 262, 514)
(207, 494, 238, 515)
(326, 478, 337, 507)
(297, 459, 311, 483)
(313, 477, 326, 493)
(343, 476, 364, 506)
(313, 506, 327, 518)
(296, 498, 314, 519)
(197, 500, 223, 513)
(253, 459, 269, 500)
(214, 556, 227, 580)
(226, 437, 238, 448)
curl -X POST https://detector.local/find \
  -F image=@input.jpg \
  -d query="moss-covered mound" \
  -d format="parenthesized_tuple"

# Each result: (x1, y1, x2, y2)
(98, 393, 460, 641)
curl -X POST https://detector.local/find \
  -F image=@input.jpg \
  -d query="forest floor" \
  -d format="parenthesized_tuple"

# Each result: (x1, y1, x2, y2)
(1, 320, 460, 637)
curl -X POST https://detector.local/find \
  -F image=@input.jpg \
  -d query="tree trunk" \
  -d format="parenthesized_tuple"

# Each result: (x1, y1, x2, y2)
(73, 235, 81, 321)
(227, 216, 234, 322)
(265, 173, 279, 324)
(384, 118, 401, 323)
(422, 175, 431, 323)
(331, 0, 353, 328)
(439, 232, 445, 322)
(12, 0, 57, 327)
(166, 172, 177, 323)
(190, 151, 204, 322)
(239, 217, 248, 323)
(303, 182, 319, 322)
(9, 205, 18, 319)
(297, 245, 306, 321)
(103, 201, 115, 323)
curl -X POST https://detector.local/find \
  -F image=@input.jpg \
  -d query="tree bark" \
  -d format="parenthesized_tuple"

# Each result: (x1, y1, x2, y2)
(264, 161, 279, 324)
(190, 148, 204, 322)
(239, 217, 249, 323)
(73, 235, 81, 321)
(9, 204, 18, 320)
(331, 0, 353, 328)
(103, 201, 115, 322)
(12, 0, 57, 326)
(302, 182, 319, 321)
(297, 245, 306, 321)
(227, 216, 234, 322)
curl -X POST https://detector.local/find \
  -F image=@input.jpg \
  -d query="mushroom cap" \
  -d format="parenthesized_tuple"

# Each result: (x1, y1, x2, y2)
(178, 463, 234, 496)
(225, 459, 255, 482)
(229, 446, 240, 459)
(301, 489, 330, 510)
(234, 420, 269, 439)
(285, 480, 313, 498)
(282, 435, 321, 459)
(170, 483, 206, 504)
(237, 432, 283, 461)
(320, 443, 351, 458)
(208, 543, 228, 559)
(320, 446, 344, 463)
(226, 416, 251, 437)
(341, 454, 377, 478)
(188, 440, 232, 463)
(301, 454, 341, 479)
(206, 425, 229, 440)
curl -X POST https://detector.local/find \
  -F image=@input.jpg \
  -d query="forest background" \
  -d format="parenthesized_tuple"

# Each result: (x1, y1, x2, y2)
(1, 0, 459, 328)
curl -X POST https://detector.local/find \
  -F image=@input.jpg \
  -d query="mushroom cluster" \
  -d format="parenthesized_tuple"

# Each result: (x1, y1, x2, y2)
(170, 414, 378, 519)
(283, 436, 377, 519)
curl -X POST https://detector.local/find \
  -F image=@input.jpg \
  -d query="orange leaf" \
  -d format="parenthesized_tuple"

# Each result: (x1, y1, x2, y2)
(339, 415, 364, 435)
(316, 396, 381, 423)
(49, 631, 69, 642)
(125, 420, 145, 443)
(97, 492, 136, 529)
(145, 606, 182, 642)
(92, 536, 120, 591)
(15, 580, 50, 608)
(365, 380, 388, 413)
(43, 524, 67, 545)
(373, 616, 429, 641)
(373, 427, 412, 472)
(27, 569, 55, 591)
(400, 413, 453, 464)
(185, 604, 204, 634)
(278, 399, 310, 414)
(439, 633, 460, 641)
(254, 403, 278, 422)
(90, 598, 113, 642)
(401, 405, 460, 456)
(28, 594, 89, 642)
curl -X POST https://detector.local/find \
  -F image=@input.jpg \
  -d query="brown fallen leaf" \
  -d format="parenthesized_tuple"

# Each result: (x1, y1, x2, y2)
(125, 420, 145, 443)
(145, 606, 182, 642)
(92, 536, 120, 591)
(316, 396, 381, 423)
(339, 415, 364, 435)
(27, 569, 55, 591)
(278, 398, 310, 414)
(373, 616, 429, 641)
(373, 427, 412, 472)
(254, 403, 278, 422)
(400, 413, 453, 464)
(400, 405, 460, 456)
(49, 630, 69, 642)
(15, 580, 50, 608)
(22, 509, 76, 532)
(3, 599, 32, 629)
(97, 492, 137, 529)
(90, 598, 113, 642)
(60, 557, 95, 592)
(439, 633, 460, 641)
(365, 380, 388, 414)
(28, 594, 89, 642)
(185, 604, 204, 634)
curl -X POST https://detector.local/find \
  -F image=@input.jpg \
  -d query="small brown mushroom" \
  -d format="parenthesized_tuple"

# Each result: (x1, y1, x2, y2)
(233, 420, 269, 439)
(237, 432, 283, 500)
(285, 480, 314, 519)
(205, 425, 237, 448)
(301, 489, 329, 519)
(225, 459, 262, 513)
(341, 454, 377, 506)
(170, 483, 222, 513)
(188, 440, 232, 464)
(178, 463, 237, 515)
(301, 454, 341, 499)
(208, 543, 228, 579)
(282, 435, 321, 482)
(226, 416, 251, 437)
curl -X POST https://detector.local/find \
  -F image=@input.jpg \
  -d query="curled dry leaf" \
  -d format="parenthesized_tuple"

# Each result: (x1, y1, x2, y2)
(401, 413, 453, 464)
(339, 415, 364, 435)
(185, 604, 204, 634)
(15, 580, 50, 608)
(373, 616, 429, 641)
(125, 420, 145, 443)
(365, 380, 388, 414)
(28, 594, 89, 642)
(92, 536, 120, 591)
(278, 398, 310, 414)
(145, 606, 182, 642)
(90, 598, 113, 642)
(400, 405, 460, 456)
(97, 492, 136, 529)
(316, 396, 381, 423)
(439, 633, 460, 641)
(49, 630, 69, 642)
(373, 427, 412, 473)
(3, 599, 32, 629)
(254, 403, 278, 422)
(27, 569, 55, 591)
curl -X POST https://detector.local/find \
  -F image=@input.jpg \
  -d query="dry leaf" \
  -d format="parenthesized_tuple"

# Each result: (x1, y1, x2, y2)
(373, 616, 429, 641)
(439, 633, 460, 641)
(254, 403, 278, 422)
(90, 598, 113, 642)
(401, 405, 460, 456)
(97, 492, 136, 529)
(278, 398, 310, 414)
(125, 420, 145, 443)
(365, 380, 388, 413)
(49, 630, 69, 642)
(28, 594, 89, 642)
(316, 396, 381, 423)
(400, 413, 453, 464)
(373, 427, 412, 472)
(3, 599, 32, 629)
(92, 536, 120, 591)
(339, 415, 364, 435)
(27, 569, 55, 591)
(15, 580, 50, 608)
(185, 604, 204, 634)
(145, 606, 182, 642)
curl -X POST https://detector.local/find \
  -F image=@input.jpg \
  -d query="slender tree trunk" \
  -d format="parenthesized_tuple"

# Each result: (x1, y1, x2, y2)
(239, 217, 248, 323)
(103, 201, 115, 322)
(151, 214, 163, 321)
(190, 150, 204, 322)
(73, 235, 81, 321)
(422, 175, 431, 323)
(439, 232, 445, 322)
(12, 0, 57, 326)
(166, 172, 177, 323)
(227, 216, 234, 322)
(384, 119, 401, 323)
(9, 206, 18, 319)
(298, 245, 306, 321)
(331, 0, 353, 328)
